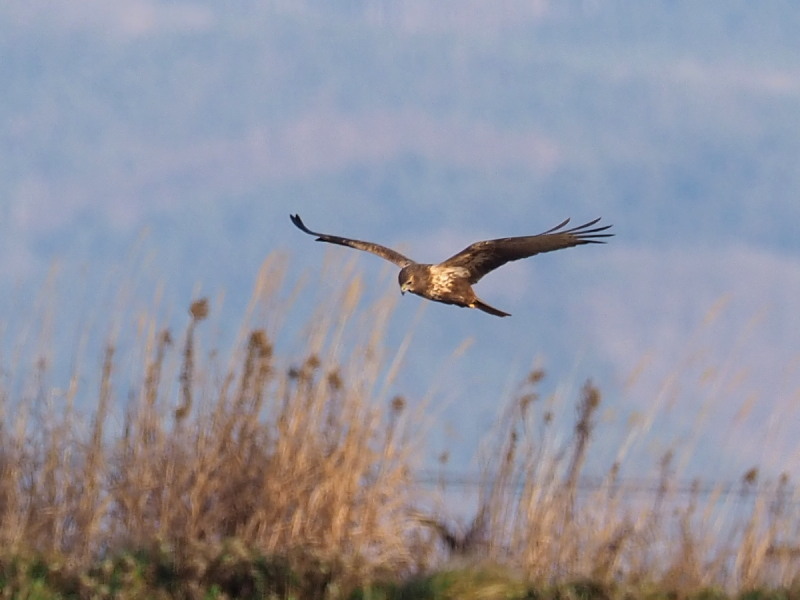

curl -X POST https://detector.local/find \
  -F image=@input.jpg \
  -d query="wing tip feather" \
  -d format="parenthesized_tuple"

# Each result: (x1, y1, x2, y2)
(290, 213, 317, 236)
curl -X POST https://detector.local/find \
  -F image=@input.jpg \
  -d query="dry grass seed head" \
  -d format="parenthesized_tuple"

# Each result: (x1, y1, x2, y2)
(189, 298, 209, 321)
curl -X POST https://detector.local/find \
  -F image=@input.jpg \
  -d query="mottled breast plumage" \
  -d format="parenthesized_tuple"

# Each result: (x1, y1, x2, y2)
(427, 265, 471, 298)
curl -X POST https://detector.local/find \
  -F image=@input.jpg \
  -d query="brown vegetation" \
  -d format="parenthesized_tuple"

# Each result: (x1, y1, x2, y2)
(0, 257, 797, 598)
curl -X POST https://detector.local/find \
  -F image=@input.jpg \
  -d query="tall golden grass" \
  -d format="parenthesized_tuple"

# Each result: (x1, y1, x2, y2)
(0, 256, 427, 592)
(0, 254, 798, 596)
(465, 371, 800, 594)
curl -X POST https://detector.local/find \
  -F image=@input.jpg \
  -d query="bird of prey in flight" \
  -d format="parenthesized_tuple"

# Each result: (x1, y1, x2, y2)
(290, 214, 613, 317)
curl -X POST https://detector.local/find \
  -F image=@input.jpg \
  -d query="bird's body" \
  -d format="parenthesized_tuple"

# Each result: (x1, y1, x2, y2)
(290, 214, 613, 317)
(398, 264, 509, 316)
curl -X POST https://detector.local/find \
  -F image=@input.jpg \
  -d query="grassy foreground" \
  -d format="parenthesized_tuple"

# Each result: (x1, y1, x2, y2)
(3, 554, 796, 599)
(0, 259, 798, 599)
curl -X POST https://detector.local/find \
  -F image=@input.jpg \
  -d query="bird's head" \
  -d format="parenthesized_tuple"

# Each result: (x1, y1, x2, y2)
(398, 266, 415, 295)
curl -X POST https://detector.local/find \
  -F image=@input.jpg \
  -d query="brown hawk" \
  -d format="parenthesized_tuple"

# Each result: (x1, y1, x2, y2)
(290, 214, 612, 317)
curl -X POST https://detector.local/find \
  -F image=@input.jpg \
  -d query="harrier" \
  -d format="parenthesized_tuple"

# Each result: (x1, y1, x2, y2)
(290, 214, 612, 317)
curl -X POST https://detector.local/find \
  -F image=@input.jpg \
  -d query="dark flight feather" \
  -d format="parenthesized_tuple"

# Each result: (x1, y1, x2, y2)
(440, 217, 613, 283)
(290, 214, 413, 267)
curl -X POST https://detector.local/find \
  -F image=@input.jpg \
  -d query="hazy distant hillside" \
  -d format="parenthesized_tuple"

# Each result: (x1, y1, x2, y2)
(3, 0, 799, 247)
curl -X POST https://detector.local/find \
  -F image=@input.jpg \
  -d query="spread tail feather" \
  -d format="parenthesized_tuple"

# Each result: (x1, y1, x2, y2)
(472, 298, 511, 317)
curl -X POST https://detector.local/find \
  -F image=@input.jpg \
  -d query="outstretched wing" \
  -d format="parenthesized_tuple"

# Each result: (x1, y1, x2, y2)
(290, 214, 414, 267)
(440, 218, 613, 283)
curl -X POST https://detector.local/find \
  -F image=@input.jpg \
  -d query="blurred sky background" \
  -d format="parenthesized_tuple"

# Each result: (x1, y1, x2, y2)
(2, 0, 800, 486)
